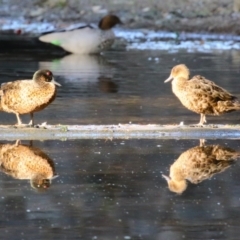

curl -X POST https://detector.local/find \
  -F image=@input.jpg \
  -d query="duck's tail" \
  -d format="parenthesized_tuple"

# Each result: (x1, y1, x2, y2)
(217, 100, 240, 113)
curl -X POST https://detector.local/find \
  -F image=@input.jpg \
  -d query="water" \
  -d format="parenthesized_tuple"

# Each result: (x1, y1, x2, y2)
(0, 49, 240, 125)
(0, 40, 240, 239)
(1, 139, 240, 239)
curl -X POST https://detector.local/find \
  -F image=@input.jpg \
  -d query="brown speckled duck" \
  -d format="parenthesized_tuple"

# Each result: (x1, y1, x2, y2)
(162, 141, 240, 194)
(165, 64, 240, 125)
(0, 69, 61, 126)
(0, 140, 57, 190)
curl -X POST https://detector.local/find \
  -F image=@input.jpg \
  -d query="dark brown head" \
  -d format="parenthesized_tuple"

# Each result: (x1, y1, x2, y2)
(33, 69, 61, 86)
(98, 15, 122, 30)
(31, 178, 51, 192)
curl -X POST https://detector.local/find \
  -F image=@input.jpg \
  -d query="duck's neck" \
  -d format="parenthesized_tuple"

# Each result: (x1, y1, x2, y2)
(172, 77, 188, 94)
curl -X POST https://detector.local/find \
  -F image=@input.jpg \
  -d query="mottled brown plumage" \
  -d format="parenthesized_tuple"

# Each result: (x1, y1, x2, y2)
(165, 64, 240, 125)
(0, 140, 57, 190)
(163, 142, 240, 194)
(0, 69, 61, 126)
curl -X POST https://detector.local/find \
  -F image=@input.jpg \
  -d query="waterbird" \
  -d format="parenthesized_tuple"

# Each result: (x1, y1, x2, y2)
(39, 15, 122, 54)
(162, 140, 240, 194)
(0, 140, 57, 190)
(164, 64, 240, 125)
(0, 69, 61, 126)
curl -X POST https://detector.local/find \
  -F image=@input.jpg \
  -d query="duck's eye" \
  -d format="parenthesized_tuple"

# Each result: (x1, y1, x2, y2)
(46, 71, 52, 76)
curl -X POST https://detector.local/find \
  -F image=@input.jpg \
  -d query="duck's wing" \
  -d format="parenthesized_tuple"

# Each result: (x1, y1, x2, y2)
(41, 24, 94, 36)
(189, 75, 237, 101)
(183, 145, 237, 184)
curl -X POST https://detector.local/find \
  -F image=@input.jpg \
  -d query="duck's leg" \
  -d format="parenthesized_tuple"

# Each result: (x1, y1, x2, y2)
(199, 139, 206, 147)
(15, 113, 23, 126)
(15, 113, 33, 127)
(28, 113, 34, 126)
(197, 114, 207, 126)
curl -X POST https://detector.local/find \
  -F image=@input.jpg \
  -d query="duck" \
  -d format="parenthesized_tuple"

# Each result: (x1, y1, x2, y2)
(39, 15, 122, 54)
(164, 64, 240, 125)
(0, 140, 57, 190)
(162, 140, 240, 194)
(0, 69, 61, 126)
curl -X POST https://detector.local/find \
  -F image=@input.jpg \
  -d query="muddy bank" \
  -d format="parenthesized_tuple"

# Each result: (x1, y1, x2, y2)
(1, 0, 240, 35)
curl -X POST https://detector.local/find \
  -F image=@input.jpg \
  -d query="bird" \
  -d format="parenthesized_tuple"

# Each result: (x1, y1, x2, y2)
(0, 140, 57, 190)
(39, 14, 122, 54)
(162, 140, 240, 194)
(0, 69, 61, 126)
(164, 64, 240, 125)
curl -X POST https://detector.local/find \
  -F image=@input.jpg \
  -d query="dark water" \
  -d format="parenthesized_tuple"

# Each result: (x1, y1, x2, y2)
(1, 139, 240, 240)
(0, 49, 239, 125)
(0, 49, 240, 239)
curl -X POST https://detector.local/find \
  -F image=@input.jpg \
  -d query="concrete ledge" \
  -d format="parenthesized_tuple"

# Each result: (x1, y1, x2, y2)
(0, 124, 239, 140)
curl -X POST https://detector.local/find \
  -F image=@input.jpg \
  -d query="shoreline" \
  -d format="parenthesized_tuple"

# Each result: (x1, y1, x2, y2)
(1, 1, 240, 36)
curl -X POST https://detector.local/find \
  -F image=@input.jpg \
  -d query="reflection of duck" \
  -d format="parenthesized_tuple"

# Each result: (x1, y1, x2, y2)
(39, 54, 113, 82)
(163, 141, 240, 194)
(164, 64, 240, 125)
(39, 15, 122, 54)
(0, 69, 61, 126)
(98, 77, 118, 93)
(0, 140, 57, 190)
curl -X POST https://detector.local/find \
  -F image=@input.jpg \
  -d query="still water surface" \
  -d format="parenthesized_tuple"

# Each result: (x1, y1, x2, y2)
(0, 139, 240, 239)
(0, 47, 240, 239)
(0, 49, 239, 125)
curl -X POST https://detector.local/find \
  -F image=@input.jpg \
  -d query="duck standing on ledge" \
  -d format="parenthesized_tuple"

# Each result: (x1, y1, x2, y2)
(164, 64, 240, 125)
(0, 69, 61, 126)
(39, 15, 122, 54)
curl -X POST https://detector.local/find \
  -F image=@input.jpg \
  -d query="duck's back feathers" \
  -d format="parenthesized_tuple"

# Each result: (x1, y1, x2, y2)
(174, 75, 240, 115)
(171, 144, 239, 184)
(0, 79, 56, 114)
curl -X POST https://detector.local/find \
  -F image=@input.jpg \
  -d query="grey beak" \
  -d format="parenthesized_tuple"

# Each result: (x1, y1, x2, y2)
(51, 175, 59, 180)
(164, 76, 173, 83)
(162, 174, 171, 181)
(52, 78, 61, 87)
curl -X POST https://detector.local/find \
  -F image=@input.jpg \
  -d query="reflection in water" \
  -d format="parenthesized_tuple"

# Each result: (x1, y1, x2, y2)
(0, 140, 57, 190)
(98, 76, 118, 93)
(163, 140, 240, 194)
(39, 54, 114, 82)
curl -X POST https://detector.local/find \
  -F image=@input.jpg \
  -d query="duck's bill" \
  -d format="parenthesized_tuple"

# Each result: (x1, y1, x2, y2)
(164, 76, 173, 83)
(162, 174, 171, 181)
(52, 78, 61, 86)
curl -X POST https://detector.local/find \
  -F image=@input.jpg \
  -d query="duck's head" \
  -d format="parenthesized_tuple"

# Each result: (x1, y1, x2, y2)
(162, 174, 187, 194)
(33, 69, 61, 87)
(31, 174, 58, 192)
(98, 15, 122, 30)
(164, 64, 190, 83)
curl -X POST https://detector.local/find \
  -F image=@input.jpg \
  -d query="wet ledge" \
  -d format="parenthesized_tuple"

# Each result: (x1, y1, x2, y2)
(0, 124, 240, 140)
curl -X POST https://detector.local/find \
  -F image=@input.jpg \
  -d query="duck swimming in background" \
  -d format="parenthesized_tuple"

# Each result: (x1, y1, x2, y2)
(39, 15, 122, 54)
(0, 69, 61, 126)
(165, 64, 240, 125)
(162, 140, 240, 194)
(0, 140, 57, 190)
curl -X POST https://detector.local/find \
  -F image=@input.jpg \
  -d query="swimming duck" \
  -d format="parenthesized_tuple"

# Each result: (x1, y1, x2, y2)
(39, 15, 122, 54)
(164, 64, 240, 125)
(162, 141, 239, 194)
(0, 140, 57, 190)
(0, 69, 61, 126)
